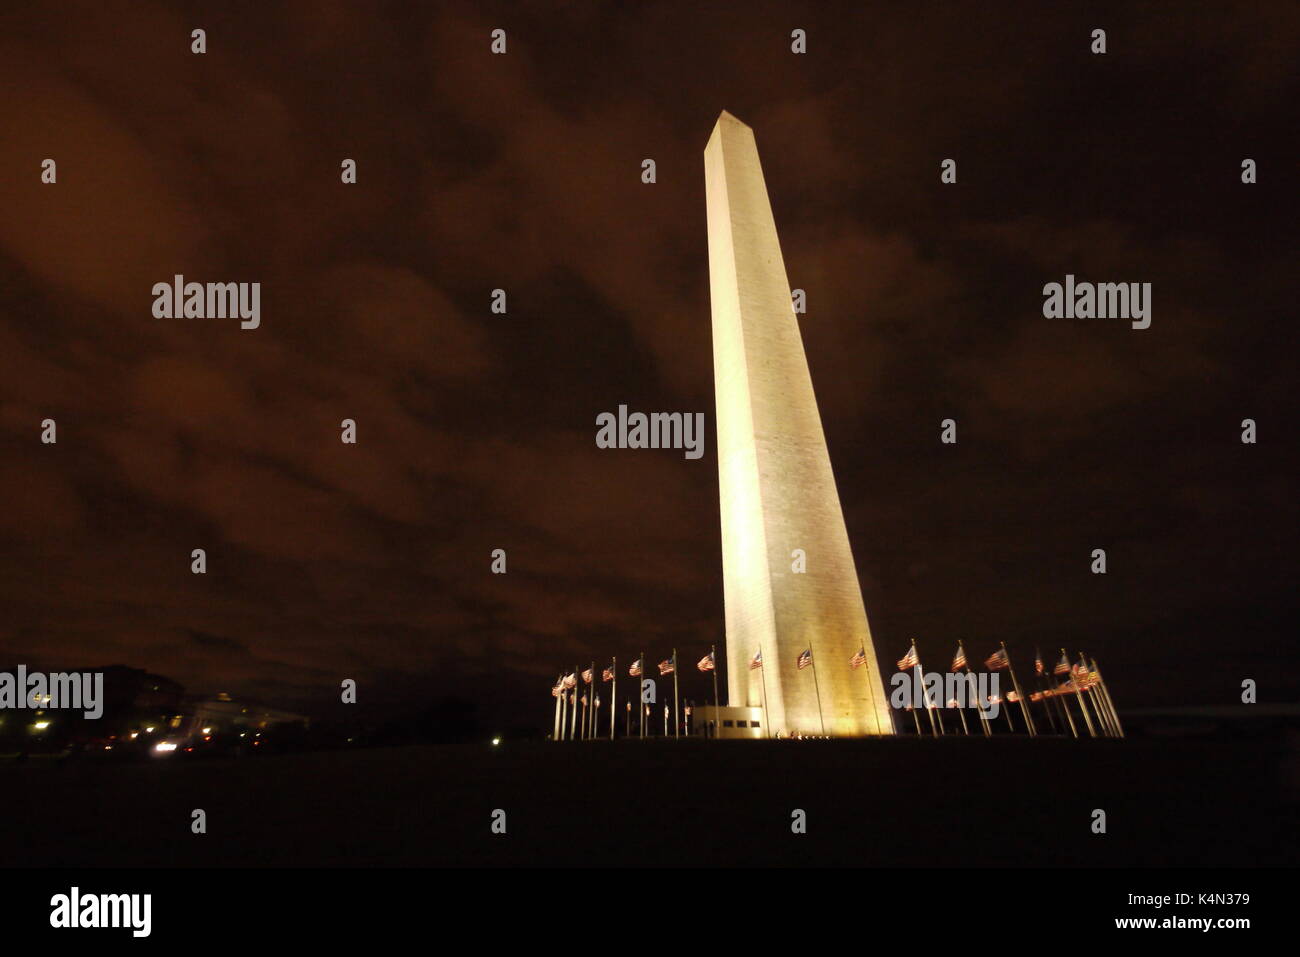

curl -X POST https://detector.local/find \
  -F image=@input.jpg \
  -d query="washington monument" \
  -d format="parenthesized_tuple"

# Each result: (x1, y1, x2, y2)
(704, 111, 892, 736)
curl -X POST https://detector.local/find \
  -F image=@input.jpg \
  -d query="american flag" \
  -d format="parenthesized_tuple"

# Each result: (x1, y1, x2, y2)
(628, 658, 643, 677)
(849, 648, 866, 669)
(951, 645, 967, 671)
(985, 648, 1009, 670)
(750, 649, 763, 670)
(697, 652, 715, 672)
(897, 645, 919, 671)
(1034, 650, 1045, 676)
(581, 668, 593, 684)
(797, 649, 812, 670)
(658, 657, 675, 676)
(601, 665, 614, 682)
(563, 672, 577, 689)
(1053, 653, 1071, 676)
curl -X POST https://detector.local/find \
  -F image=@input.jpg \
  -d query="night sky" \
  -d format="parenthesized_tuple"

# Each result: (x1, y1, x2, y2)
(1, 2, 1295, 730)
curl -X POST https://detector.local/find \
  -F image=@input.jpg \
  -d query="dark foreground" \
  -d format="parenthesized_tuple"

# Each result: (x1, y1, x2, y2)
(3, 735, 1296, 867)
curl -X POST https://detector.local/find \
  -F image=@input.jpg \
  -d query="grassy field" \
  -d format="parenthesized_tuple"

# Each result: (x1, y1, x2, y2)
(2, 735, 1294, 867)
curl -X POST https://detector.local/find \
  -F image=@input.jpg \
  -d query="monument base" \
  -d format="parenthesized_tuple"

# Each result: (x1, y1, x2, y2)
(695, 705, 764, 739)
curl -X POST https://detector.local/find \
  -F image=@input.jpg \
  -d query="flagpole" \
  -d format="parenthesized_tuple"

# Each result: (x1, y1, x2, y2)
(1043, 657, 1062, 735)
(672, 648, 680, 738)
(1080, 655, 1111, 737)
(1033, 658, 1059, 735)
(964, 659, 991, 737)
(639, 651, 645, 739)
(997, 680, 1014, 732)
(1092, 658, 1125, 738)
(807, 642, 827, 735)
(951, 642, 972, 733)
(1054, 652, 1079, 738)
(1080, 653, 1113, 737)
(856, 652, 878, 736)
(1066, 650, 1097, 737)
(1047, 651, 1072, 733)
(1053, 674, 1073, 734)
(916, 665, 938, 737)
(707, 644, 718, 740)
(861, 647, 886, 736)
(1032, 649, 1058, 734)
(1002, 641, 1036, 736)
(1096, 666, 1120, 738)
(1095, 682, 1116, 737)
(923, 650, 944, 735)
(1093, 684, 1113, 736)
(932, 680, 946, 736)
(610, 658, 617, 740)
(1032, 684, 1055, 735)
(1092, 657, 1123, 738)
(757, 650, 771, 738)
(1076, 683, 1097, 737)
(911, 642, 937, 736)
(899, 642, 921, 735)
(572, 665, 580, 740)
(951, 659, 969, 735)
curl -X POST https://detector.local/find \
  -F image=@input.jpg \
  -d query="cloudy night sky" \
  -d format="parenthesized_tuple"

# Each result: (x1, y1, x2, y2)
(1, 1, 1295, 729)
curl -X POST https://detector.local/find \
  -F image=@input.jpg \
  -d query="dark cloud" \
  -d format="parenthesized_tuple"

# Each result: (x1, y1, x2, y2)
(0, 2, 1295, 721)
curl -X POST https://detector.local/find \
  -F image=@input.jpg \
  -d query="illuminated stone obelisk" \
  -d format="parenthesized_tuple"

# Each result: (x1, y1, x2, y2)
(705, 111, 892, 736)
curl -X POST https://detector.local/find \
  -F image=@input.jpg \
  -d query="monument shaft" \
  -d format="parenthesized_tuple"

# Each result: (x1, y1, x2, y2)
(704, 111, 891, 736)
